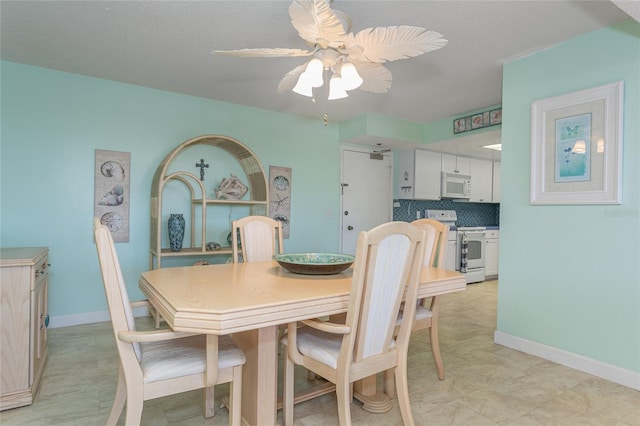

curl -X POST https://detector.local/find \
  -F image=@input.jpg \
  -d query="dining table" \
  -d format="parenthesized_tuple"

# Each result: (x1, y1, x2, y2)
(139, 260, 466, 426)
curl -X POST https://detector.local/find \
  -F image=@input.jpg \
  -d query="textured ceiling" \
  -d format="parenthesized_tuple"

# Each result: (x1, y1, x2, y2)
(0, 1, 633, 157)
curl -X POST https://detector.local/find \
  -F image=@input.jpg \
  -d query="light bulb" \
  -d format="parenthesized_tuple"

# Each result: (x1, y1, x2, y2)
(340, 62, 363, 91)
(328, 75, 348, 100)
(292, 74, 314, 97)
(305, 58, 324, 88)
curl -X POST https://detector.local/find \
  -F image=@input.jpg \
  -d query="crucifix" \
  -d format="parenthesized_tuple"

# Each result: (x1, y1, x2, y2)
(195, 158, 209, 181)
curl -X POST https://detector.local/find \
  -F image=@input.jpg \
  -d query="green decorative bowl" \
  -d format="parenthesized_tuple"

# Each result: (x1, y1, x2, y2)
(274, 253, 355, 275)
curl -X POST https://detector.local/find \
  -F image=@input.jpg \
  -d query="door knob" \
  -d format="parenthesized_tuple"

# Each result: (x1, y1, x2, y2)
(347, 226, 354, 230)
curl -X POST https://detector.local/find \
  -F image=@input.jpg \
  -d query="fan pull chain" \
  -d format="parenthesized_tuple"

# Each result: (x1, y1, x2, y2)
(323, 113, 328, 126)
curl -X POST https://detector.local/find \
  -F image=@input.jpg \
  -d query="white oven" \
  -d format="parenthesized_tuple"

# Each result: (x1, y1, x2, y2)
(456, 227, 486, 284)
(425, 210, 487, 284)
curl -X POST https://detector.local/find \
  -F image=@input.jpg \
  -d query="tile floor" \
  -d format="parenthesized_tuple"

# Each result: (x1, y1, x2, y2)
(1, 280, 639, 425)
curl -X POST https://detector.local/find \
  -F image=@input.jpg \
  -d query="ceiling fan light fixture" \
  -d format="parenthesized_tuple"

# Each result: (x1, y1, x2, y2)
(340, 62, 363, 91)
(292, 58, 324, 97)
(328, 75, 348, 100)
(292, 74, 314, 97)
(304, 58, 324, 87)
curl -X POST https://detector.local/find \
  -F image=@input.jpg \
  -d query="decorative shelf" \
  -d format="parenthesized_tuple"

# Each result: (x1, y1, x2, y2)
(150, 135, 268, 269)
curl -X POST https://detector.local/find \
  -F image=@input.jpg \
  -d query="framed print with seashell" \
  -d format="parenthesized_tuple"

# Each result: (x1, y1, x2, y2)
(471, 113, 484, 129)
(94, 149, 130, 242)
(268, 166, 292, 238)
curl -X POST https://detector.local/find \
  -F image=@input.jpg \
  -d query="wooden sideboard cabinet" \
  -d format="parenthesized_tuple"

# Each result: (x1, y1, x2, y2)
(0, 247, 49, 411)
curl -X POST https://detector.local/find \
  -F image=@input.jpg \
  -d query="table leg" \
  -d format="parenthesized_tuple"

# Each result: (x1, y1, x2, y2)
(233, 326, 278, 426)
(353, 375, 393, 413)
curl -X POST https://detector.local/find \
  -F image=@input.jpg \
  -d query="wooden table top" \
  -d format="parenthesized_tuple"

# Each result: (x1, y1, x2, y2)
(139, 260, 465, 335)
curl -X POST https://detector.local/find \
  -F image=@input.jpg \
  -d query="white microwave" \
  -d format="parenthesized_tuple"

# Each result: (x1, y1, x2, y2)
(441, 172, 471, 199)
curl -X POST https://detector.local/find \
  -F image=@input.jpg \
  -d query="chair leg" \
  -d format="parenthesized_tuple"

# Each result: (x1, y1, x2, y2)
(429, 297, 445, 380)
(394, 362, 415, 426)
(229, 366, 243, 426)
(123, 382, 144, 426)
(203, 386, 215, 418)
(429, 326, 445, 380)
(283, 351, 295, 426)
(106, 365, 126, 426)
(335, 375, 352, 426)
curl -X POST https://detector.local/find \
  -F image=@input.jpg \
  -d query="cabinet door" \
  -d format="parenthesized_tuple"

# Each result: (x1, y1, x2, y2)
(484, 231, 499, 276)
(492, 162, 501, 202)
(445, 239, 457, 271)
(0, 266, 30, 394)
(32, 278, 47, 380)
(414, 150, 441, 200)
(469, 158, 493, 202)
(441, 154, 470, 175)
(395, 150, 416, 199)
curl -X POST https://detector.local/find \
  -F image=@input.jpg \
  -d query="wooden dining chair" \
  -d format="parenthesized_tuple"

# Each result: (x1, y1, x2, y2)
(281, 221, 427, 426)
(231, 215, 284, 263)
(93, 218, 246, 426)
(394, 218, 450, 381)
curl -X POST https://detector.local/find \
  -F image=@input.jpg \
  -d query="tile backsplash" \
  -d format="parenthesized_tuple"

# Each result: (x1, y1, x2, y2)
(393, 199, 499, 227)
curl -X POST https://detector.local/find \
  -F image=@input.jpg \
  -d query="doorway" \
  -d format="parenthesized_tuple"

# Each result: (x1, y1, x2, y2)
(340, 148, 393, 254)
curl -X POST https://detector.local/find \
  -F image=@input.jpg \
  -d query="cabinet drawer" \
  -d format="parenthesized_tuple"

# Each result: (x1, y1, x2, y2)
(33, 256, 49, 291)
(485, 230, 499, 239)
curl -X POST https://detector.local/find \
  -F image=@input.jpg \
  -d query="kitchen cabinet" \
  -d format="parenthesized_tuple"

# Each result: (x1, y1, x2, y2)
(0, 247, 49, 411)
(150, 135, 268, 269)
(469, 158, 493, 202)
(396, 150, 441, 200)
(492, 162, 501, 203)
(484, 230, 499, 278)
(441, 154, 470, 175)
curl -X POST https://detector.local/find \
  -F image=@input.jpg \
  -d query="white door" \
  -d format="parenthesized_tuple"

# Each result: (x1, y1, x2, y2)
(340, 148, 393, 254)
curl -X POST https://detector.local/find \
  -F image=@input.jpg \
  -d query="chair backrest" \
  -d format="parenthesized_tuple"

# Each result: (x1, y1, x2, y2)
(411, 218, 449, 268)
(231, 216, 284, 263)
(93, 218, 142, 361)
(343, 221, 426, 364)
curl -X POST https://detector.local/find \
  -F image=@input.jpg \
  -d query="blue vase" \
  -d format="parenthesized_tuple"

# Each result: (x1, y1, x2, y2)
(168, 214, 185, 252)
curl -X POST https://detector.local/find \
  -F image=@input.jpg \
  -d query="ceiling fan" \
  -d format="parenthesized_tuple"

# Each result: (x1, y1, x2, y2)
(212, 0, 448, 100)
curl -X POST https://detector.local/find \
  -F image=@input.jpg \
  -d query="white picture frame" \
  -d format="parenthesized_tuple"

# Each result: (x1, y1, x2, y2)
(530, 81, 623, 205)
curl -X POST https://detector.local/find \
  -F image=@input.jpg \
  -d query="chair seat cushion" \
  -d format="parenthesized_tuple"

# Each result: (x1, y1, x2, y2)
(141, 334, 245, 383)
(396, 305, 433, 326)
(281, 326, 342, 369)
(281, 325, 397, 369)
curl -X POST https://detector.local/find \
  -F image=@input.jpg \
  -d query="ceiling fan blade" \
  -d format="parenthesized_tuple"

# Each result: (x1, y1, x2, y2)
(348, 26, 448, 63)
(277, 63, 308, 93)
(211, 48, 314, 58)
(289, 0, 347, 49)
(351, 62, 393, 94)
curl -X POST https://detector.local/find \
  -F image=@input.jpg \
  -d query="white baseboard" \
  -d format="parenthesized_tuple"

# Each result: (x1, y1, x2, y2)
(48, 306, 150, 329)
(494, 331, 640, 391)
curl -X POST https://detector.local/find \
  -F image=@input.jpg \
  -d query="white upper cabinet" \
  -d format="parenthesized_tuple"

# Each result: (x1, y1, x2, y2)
(468, 158, 493, 202)
(441, 154, 470, 175)
(396, 150, 441, 200)
(492, 162, 501, 203)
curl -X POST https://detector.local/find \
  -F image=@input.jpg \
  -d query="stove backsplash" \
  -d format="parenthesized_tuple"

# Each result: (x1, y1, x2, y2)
(393, 199, 499, 227)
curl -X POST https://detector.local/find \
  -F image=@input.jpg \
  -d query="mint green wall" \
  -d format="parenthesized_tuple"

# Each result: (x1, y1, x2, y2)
(498, 20, 640, 372)
(0, 62, 341, 319)
(340, 113, 423, 144)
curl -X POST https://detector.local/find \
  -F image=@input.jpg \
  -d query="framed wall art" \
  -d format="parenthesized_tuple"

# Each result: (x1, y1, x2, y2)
(530, 81, 623, 205)
(453, 108, 501, 134)
(268, 165, 292, 238)
(94, 149, 131, 241)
